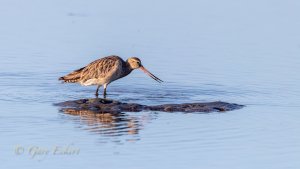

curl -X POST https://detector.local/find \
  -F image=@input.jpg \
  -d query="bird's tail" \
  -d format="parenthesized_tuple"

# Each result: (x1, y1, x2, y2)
(59, 67, 85, 83)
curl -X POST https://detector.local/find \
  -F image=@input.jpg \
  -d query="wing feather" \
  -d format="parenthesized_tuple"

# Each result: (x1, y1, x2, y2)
(80, 55, 122, 83)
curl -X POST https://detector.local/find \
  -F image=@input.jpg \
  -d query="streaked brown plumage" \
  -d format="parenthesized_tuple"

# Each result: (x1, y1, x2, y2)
(59, 55, 163, 98)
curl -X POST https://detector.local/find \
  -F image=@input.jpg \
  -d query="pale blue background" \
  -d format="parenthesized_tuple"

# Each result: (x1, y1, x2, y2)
(0, 0, 299, 168)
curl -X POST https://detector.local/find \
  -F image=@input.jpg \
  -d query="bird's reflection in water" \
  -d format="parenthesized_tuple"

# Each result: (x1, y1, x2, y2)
(60, 108, 154, 143)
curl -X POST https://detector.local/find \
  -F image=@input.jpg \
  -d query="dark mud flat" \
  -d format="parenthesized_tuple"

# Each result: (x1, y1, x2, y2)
(55, 98, 244, 113)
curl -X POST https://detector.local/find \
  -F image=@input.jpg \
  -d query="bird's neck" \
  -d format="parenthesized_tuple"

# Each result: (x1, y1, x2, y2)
(123, 61, 133, 77)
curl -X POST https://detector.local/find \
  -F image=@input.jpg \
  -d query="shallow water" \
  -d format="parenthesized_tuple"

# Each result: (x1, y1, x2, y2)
(1, 0, 300, 168)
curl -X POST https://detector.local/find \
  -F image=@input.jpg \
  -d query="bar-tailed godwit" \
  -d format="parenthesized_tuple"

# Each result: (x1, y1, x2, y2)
(59, 55, 163, 98)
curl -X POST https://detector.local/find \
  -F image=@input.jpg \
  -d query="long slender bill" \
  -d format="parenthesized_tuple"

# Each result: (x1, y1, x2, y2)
(140, 66, 163, 83)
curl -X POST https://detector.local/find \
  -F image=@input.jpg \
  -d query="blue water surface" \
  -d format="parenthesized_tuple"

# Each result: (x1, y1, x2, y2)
(0, 0, 299, 169)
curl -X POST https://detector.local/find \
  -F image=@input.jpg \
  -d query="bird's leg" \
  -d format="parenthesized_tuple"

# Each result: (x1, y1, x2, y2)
(103, 88, 107, 98)
(103, 84, 107, 99)
(95, 85, 101, 98)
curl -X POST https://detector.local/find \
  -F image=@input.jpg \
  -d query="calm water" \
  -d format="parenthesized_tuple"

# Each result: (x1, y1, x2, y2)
(1, 0, 300, 168)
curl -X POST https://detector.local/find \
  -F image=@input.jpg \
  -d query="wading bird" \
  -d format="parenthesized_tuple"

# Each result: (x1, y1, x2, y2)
(59, 55, 163, 98)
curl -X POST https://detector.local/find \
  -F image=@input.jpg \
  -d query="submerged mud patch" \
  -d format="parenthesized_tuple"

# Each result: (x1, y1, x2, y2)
(55, 98, 244, 113)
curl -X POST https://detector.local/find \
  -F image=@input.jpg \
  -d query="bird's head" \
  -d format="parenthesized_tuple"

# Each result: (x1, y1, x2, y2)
(127, 57, 142, 69)
(127, 57, 163, 83)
